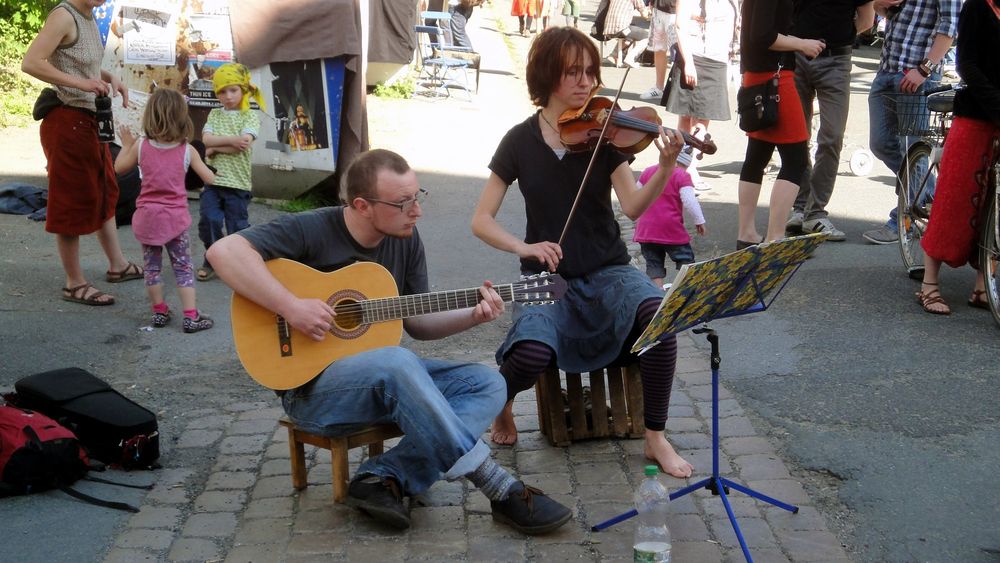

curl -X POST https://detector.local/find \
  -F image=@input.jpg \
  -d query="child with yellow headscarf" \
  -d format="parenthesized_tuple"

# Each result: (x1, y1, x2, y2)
(197, 63, 263, 281)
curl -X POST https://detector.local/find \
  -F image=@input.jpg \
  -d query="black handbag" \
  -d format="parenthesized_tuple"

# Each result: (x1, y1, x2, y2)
(736, 67, 781, 132)
(32, 87, 63, 121)
(659, 45, 692, 107)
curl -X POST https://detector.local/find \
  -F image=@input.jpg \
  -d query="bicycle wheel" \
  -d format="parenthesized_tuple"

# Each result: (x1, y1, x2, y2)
(897, 141, 936, 274)
(980, 186, 1000, 328)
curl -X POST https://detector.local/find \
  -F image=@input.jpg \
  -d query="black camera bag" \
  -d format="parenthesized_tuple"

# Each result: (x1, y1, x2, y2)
(32, 88, 63, 121)
(13, 368, 159, 470)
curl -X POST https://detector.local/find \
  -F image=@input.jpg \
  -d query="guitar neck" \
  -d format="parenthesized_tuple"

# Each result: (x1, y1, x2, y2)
(361, 284, 514, 323)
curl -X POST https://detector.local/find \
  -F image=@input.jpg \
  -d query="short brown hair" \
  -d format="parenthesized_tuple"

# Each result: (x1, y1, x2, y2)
(343, 149, 411, 203)
(526, 27, 602, 108)
(142, 89, 193, 143)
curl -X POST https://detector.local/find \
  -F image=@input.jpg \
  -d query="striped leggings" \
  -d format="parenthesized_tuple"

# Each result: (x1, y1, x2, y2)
(500, 298, 677, 431)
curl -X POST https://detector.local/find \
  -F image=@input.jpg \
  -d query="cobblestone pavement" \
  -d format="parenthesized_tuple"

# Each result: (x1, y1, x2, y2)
(104, 351, 849, 563)
(96, 2, 855, 562)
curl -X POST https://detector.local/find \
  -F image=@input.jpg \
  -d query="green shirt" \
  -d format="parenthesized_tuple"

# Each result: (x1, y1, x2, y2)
(204, 108, 259, 191)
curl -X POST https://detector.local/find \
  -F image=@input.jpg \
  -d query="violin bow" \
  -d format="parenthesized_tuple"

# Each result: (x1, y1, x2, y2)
(557, 68, 631, 247)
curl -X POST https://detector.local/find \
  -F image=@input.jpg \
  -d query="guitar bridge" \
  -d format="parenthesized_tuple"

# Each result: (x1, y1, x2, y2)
(276, 314, 293, 357)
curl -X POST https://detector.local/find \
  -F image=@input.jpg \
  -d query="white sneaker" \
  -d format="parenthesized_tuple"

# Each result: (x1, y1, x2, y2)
(802, 217, 846, 241)
(639, 87, 663, 100)
(786, 210, 804, 233)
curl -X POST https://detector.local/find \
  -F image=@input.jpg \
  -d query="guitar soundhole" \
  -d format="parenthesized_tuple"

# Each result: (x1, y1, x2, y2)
(329, 289, 369, 340)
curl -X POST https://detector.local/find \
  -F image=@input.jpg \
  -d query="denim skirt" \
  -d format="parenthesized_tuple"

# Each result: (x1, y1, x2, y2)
(496, 265, 663, 373)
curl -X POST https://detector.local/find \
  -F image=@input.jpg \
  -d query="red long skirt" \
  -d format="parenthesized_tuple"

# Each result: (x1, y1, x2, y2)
(39, 106, 118, 236)
(921, 116, 1000, 269)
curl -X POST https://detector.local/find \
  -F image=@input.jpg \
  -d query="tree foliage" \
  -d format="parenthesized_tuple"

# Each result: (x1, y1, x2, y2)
(0, 1, 59, 126)
(1, 0, 61, 42)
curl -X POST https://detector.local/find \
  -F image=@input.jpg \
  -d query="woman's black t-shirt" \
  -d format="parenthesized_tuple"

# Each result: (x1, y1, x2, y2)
(488, 113, 633, 278)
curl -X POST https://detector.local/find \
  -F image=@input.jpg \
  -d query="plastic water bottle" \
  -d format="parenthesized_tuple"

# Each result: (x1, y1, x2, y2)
(633, 465, 671, 562)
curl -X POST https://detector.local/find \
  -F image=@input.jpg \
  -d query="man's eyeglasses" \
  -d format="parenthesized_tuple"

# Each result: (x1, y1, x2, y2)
(363, 188, 428, 213)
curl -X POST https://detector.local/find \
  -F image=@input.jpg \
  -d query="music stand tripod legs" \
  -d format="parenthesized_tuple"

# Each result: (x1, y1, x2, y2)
(591, 326, 798, 563)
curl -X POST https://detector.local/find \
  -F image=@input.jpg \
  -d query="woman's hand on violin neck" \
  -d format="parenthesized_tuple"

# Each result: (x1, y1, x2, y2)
(654, 128, 684, 168)
(516, 241, 563, 273)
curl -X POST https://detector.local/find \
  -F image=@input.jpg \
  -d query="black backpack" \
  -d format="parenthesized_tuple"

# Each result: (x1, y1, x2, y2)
(0, 405, 147, 511)
(13, 368, 160, 470)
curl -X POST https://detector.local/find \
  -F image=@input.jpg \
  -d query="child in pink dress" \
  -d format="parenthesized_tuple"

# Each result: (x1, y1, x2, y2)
(634, 147, 707, 287)
(114, 89, 217, 333)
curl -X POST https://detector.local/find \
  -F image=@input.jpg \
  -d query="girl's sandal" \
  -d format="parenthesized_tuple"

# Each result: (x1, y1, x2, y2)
(916, 282, 950, 315)
(968, 289, 990, 310)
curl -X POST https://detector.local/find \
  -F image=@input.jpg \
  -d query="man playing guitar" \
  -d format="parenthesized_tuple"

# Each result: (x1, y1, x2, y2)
(208, 149, 572, 534)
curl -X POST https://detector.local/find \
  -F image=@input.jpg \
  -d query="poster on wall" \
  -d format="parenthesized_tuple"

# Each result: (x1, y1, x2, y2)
(185, 13, 236, 107)
(119, 4, 178, 65)
(268, 61, 329, 152)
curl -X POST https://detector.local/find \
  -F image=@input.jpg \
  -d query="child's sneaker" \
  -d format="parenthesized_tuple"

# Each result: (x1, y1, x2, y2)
(152, 310, 171, 328)
(183, 313, 214, 333)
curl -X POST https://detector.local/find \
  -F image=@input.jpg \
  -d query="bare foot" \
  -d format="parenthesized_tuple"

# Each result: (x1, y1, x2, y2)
(490, 401, 518, 445)
(644, 431, 693, 478)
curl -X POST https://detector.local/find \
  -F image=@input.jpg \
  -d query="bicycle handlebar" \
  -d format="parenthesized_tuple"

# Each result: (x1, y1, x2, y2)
(924, 83, 960, 95)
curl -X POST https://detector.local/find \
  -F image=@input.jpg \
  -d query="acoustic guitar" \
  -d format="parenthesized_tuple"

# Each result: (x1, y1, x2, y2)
(231, 259, 566, 390)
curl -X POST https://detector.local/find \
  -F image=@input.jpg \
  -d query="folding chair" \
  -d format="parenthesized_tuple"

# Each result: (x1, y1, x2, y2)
(414, 25, 474, 99)
(414, 12, 481, 96)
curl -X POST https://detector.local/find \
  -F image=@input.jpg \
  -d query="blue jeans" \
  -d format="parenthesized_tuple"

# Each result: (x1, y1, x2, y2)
(868, 70, 940, 230)
(281, 346, 505, 495)
(198, 185, 251, 262)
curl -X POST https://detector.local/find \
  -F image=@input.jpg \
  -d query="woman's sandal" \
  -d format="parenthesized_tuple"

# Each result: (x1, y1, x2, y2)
(196, 266, 216, 282)
(968, 289, 990, 310)
(62, 283, 115, 306)
(106, 261, 143, 283)
(916, 282, 950, 315)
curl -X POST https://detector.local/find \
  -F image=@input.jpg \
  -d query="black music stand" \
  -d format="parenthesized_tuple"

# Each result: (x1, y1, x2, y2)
(591, 233, 827, 563)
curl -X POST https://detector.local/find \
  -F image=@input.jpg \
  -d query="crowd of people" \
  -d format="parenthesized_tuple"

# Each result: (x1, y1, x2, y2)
(20, 0, 999, 536)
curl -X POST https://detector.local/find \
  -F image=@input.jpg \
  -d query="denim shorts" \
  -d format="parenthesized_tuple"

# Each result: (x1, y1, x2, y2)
(640, 242, 695, 279)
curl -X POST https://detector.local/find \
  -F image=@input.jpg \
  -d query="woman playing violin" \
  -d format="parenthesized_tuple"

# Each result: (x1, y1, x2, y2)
(471, 26, 694, 478)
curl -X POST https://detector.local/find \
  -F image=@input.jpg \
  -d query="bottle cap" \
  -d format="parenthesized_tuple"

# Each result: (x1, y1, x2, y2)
(644, 465, 659, 476)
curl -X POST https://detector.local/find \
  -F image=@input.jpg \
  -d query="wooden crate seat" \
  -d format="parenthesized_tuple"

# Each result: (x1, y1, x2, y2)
(278, 417, 403, 502)
(534, 364, 644, 446)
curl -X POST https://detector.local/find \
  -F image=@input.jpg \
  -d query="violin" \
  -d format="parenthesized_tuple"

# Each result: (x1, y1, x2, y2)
(557, 96, 718, 156)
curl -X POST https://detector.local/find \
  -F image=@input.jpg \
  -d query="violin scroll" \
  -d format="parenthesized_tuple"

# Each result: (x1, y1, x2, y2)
(682, 131, 717, 156)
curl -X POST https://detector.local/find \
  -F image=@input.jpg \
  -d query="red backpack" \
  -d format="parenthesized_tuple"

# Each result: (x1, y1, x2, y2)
(0, 405, 89, 495)
(0, 405, 145, 511)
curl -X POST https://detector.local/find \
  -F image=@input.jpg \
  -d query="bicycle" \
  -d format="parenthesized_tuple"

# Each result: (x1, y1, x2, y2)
(978, 137, 1000, 328)
(891, 84, 957, 279)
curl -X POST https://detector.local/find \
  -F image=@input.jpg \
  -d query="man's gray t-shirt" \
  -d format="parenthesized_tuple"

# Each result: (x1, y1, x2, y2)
(238, 206, 429, 296)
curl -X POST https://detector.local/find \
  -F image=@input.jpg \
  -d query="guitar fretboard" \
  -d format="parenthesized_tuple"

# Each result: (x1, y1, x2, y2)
(361, 285, 516, 323)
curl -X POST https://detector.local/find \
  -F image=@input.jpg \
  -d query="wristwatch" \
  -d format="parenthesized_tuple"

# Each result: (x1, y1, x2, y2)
(917, 58, 939, 78)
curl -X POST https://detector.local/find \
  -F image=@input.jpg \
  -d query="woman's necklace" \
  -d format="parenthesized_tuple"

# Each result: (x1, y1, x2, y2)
(539, 111, 560, 135)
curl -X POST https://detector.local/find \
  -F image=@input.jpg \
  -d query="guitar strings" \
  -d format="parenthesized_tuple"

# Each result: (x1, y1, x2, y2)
(325, 283, 545, 324)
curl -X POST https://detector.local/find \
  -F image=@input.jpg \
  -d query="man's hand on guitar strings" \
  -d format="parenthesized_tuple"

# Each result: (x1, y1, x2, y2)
(285, 297, 336, 341)
(472, 281, 505, 324)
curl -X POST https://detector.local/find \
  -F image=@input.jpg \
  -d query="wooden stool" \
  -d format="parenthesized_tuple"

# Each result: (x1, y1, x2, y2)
(279, 417, 403, 502)
(534, 364, 644, 446)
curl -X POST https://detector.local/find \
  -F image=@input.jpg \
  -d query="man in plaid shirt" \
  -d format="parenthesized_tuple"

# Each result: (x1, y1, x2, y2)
(862, 0, 960, 245)
(603, 0, 652, 67)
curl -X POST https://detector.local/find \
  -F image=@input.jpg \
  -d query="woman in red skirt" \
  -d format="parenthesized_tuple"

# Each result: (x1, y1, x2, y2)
(22, 0, 142, 306)
(917, 0, 1000, 315)
(736, 0, 824, 248)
